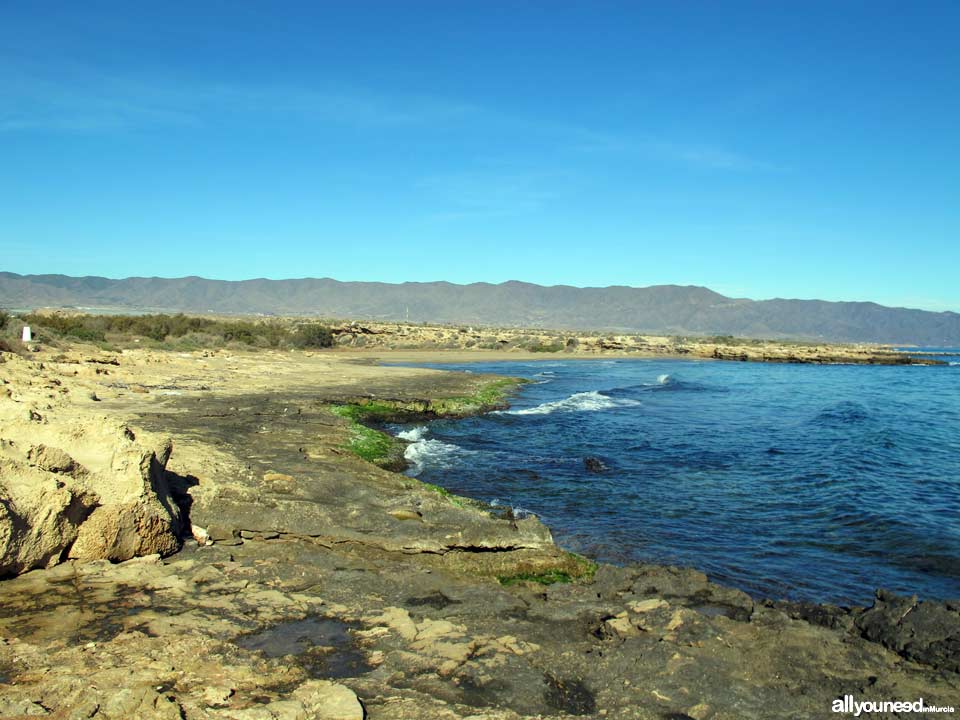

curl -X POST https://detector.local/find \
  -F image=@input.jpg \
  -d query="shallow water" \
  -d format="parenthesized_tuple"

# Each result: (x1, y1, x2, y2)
(235, 616, 371, 678)
(392, 358, 960, 605)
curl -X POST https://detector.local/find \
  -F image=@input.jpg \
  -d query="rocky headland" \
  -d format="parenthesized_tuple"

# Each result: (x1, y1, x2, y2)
(0, 342, 957, 719)
(8, 310, 945, 366)
(323, 321, 943, 366)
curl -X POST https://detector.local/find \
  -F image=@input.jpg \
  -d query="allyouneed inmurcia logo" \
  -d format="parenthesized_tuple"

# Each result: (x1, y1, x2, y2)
(833, 695, 956, 716)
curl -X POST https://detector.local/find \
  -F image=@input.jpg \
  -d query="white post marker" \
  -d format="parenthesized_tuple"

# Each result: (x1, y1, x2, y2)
(21, 326, 32, 343)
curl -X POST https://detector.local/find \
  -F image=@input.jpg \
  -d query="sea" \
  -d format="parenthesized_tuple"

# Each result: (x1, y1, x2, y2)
(390, 353, 960, 606)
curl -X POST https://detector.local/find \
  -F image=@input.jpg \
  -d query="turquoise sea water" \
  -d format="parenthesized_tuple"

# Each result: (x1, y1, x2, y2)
(392, 357, 960, 605)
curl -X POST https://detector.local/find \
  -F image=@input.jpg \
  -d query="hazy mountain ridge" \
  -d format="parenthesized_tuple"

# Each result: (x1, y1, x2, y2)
(2, 272, 958, 345)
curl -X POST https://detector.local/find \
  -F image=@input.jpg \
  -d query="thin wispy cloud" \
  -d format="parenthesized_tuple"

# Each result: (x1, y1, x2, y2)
(0, 57, 779, 177)
(654, 142, 779, 172)
(0, 60, 480, 133)
(565, 127, 779, 172)
(0, 62, 199, 131)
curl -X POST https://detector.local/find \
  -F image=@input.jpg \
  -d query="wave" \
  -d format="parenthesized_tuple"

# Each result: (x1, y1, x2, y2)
(498, 390, 641, 416)
(399, 426, 470, 476)
(951, 362, 959, 367)
(489, 498, 536, 519)
(605, 375, 722, 398)
(397, 426, 428, 441)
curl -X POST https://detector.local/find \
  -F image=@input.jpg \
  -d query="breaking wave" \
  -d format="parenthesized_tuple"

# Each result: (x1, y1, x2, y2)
(397, 426, 428, 441)
(399, 426, 470, 476)
(498, 390, 641, 416)
(490, 498, 536, 519)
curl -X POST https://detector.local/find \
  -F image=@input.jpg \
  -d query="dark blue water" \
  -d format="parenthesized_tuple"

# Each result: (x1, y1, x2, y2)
(392, 358, 960, 605)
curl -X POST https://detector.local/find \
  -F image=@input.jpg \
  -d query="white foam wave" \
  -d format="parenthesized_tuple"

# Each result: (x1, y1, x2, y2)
(657, 374, 672, 385)
(397, 426, 428, 441)
(499, 390, 641, 416)
(402, 431, 469, 476)
(489, 499, 535, 519)
(950, 361, 960, 367)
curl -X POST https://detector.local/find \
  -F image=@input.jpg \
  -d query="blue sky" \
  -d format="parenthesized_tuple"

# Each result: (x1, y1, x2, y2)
(1, 1, 958, 311)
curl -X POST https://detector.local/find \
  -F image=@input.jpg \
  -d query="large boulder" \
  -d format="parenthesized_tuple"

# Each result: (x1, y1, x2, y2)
(0, 431, 182, 576)
(0, 449, 98, 576)
(68, 438, 182, 561)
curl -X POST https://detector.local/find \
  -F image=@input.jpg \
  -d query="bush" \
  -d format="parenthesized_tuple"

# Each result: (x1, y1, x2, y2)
(0, 310, 8, 330)
(0, 337, 21, 354)
(292, 323, 334, 348)
(528, 342, 564, 353)
(19, 312, 336, 351)
(21, 313, 106, 342)
(65, 325, 107, 342)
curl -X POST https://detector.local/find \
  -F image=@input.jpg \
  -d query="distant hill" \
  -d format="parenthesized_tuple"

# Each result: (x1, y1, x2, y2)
(2, 272, 958, 345)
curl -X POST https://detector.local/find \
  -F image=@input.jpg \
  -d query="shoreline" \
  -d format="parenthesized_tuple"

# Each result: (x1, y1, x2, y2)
(10, 309, 947, 366)
(371, 357, 956, 607)
(0, 343, 957, 718)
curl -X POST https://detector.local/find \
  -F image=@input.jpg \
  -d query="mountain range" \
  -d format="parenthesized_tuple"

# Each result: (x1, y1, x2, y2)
(2, 272, 958, 345)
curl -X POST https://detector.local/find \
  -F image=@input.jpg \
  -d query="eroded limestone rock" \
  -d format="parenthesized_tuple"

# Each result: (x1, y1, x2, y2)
(0, 430, 182, 574)
(0, 455, 98, 576)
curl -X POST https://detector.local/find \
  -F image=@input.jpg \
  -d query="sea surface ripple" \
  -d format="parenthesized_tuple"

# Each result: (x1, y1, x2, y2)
(391, 356, 960, 604)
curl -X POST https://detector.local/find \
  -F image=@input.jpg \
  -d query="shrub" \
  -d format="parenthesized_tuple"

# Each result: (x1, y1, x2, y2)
(221, 322, 258, 345)
(292, 323, 334, 348)
(20, 312, 335, 351)
(528, 342, 564, 353)
(65, 325, 107, 342)
(22, 313, 106, 342)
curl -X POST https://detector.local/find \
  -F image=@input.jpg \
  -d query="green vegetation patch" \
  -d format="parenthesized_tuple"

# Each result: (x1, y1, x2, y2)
(528, 342, 565, 353)
(19, 312, 335, 350)
(419, 481, 466, 508)
(430, 377, 527, 416)
(565, 551, 600, 581)
(330, 377, 525, 474)
(334, 377, 526, 424)
(497, 569, 574, 586)
(330, 401, 405, 423)
(497, 552, 599, 586)
(342, 423, 406, 469)
(291, 323, 334, 348)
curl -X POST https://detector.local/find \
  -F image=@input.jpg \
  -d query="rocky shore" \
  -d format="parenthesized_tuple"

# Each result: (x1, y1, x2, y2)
(0, 344, 957, 719)
(327, 321, 943, 366)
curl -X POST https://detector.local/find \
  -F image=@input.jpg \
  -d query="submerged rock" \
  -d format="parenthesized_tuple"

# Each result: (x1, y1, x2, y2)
(583, 456, 607, 473)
